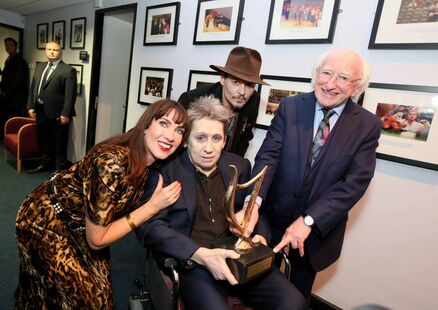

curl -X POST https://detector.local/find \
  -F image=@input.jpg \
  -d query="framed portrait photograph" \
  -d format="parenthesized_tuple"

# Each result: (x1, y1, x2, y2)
(144, 2, 180, 45)
(369, 0, 438, 49)
(193, 0, 245, 45)
(265, 0, 341, 44)
(138, 67, 173, 105)
(52, 20, 65, 49)
(256, 75, 312, 129)
(36, 23, 48, 49)
(361, 83, 438, 170)
(70, 17, 86, 49)
(70, 64, 83, 95)
(187, 70, 221, 91)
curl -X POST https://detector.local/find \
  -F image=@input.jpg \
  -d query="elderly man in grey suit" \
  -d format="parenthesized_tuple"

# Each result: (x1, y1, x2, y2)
(27, 42, 77, 173)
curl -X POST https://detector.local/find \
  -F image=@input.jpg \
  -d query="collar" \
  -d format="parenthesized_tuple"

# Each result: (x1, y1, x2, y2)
(315, 99, 347, 116)
(50, 59, 62, 67)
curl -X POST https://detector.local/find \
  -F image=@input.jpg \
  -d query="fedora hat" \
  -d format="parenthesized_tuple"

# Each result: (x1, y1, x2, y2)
(210, 46, 269, 85)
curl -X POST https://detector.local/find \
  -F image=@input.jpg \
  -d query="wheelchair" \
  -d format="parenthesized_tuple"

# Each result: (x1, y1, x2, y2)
(130, 249, 291, 310)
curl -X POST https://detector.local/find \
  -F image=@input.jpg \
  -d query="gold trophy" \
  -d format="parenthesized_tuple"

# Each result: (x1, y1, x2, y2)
(220, 165, 274, 284)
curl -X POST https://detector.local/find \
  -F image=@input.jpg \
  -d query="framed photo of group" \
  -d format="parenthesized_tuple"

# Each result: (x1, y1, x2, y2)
(36, 23, 48, 49)
(137, 67, 173, 106)
(193, 0, 245, 44)
(187, 70, 221, 91)
(52, 20, 65, 49)
(70, 17, 86, 49)
(369, 0, 438, 49)
(144, 2, 180, 45)
(361, 83, 438, 170)
(265, 0, 341, 44)
(256, 75, 312, 129)
(70, 64, 83, 95)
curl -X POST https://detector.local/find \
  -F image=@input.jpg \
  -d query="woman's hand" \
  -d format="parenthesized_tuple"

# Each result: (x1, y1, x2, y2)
(148, 174, 181, 212)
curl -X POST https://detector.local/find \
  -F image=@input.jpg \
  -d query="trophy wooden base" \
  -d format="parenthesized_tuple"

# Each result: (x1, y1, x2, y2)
(217, 236, 275, 284)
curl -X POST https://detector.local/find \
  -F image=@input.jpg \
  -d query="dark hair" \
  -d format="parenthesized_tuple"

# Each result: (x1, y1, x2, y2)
(93, 99, 188, 185)
(4, 37, 17, 47)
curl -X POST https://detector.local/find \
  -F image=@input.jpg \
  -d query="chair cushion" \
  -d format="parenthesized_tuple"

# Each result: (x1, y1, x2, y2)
(4, 134, 19, 155)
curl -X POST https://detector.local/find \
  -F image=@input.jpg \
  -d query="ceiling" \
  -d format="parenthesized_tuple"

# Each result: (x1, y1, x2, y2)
(0, 0, 90, 16)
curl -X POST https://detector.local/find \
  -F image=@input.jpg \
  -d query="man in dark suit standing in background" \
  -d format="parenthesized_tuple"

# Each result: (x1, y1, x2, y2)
(0, 37, 29, 139)
(27, 41, 77, 173)
(178, 46, 269, 157)
(248, 49, 381, 302)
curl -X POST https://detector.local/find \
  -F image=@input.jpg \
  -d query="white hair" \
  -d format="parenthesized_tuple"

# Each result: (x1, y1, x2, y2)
(310, 49, 371, 102)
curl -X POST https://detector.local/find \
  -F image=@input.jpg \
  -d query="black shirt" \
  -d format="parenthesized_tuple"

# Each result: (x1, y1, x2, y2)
(190, 168, 229, 248)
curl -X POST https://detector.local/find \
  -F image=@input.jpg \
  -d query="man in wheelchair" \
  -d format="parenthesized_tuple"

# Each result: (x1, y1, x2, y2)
(136, 96, 306, 310)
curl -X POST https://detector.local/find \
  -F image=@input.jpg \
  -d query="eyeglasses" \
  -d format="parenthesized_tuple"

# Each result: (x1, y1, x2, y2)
(317, 68, 361, 86)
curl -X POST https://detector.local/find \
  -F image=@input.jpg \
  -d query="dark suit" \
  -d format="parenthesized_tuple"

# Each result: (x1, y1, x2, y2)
(178, 82, 260, 157)
(252, 92, 381, 297)
(27, 60, 77, 169)
(137, 150, 305, 310)
(0, 53, 29, 136)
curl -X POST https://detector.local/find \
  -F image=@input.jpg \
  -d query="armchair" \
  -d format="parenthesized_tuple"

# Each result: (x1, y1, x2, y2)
(3, 117, 41, 173)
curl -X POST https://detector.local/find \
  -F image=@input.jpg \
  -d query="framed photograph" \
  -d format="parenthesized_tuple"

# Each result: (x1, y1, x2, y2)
(70, 64, 83, 95)
(36, 23, 48, 49)
(144, 2, 180, 45)
(138, 67, 173, 105)
(52, 20, 65, 49)
(70, 17, 86, 49)
(369, 0, 438, 50)
(193, 0, 245, 45)
(265, 0, 341, 44)
(361, 83, 438, 170)
(256, 75, 312, 129)
(187, 70, 221, 91)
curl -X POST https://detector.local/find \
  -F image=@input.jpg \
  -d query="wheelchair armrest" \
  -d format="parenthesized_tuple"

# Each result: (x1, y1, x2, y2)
(278, 249, 291, 280)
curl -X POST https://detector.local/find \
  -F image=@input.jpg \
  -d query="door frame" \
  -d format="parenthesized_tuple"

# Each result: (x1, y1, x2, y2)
(86, 3, 137, 151)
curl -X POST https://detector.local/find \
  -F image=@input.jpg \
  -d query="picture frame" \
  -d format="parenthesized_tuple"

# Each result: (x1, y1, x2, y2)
(144, 2, 180, 45)
(193, 0, 245, 45)
(361, 83, 438, 170)
(256, 75, 312, 129)
(138, 67, 173, 105)
(52, 20, 65, 49)
(187, 70, 221, 91)
(368, 0, 438, 50)
(36, 23, 48, 49)
(265, 0, 341, 44)
(70, 64, 83, 96)
(70, 17, 86, 49)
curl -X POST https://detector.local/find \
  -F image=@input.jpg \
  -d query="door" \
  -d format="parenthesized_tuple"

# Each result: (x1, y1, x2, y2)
(86, 4, 136, 150)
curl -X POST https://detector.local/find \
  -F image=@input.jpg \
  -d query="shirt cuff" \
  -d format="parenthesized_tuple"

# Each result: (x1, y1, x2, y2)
(244, 195, 262, 208)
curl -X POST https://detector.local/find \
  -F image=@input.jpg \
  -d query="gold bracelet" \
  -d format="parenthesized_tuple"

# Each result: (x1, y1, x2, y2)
(126, 214, 137, 231)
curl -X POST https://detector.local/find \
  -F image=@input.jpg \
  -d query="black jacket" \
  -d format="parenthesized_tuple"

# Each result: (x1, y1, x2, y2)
(0, 53, 29, 113)
(27, 61, 77, 118)
(178, 82, 260, 157)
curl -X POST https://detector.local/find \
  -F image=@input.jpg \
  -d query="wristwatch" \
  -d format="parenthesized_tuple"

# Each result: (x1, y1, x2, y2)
(303, 214, 314, 227)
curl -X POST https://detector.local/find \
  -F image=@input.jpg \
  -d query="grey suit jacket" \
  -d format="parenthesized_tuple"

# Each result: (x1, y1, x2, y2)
(27, 60, 77, 118)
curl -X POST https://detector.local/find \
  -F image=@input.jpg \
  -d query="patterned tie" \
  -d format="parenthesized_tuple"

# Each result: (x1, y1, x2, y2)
(311, 108, 335, 166)
(38, 62, 53, 96)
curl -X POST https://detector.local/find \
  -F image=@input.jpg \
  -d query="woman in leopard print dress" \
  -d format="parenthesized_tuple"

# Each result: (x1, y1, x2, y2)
(15, 99, 188, 309)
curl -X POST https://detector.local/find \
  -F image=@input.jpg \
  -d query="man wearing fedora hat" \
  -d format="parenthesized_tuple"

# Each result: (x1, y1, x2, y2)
(178, 46, 269, 157)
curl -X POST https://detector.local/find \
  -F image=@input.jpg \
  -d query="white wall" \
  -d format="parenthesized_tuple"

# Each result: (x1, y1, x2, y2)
(24, 1, 94, 162)
(23, 0, 438, 308)
(0, 9, 25, 28)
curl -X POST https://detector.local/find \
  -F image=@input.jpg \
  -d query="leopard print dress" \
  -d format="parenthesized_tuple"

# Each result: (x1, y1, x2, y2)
(15, 143, 148, 309)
